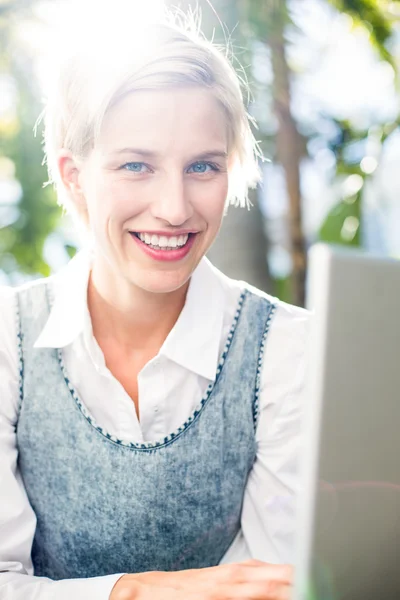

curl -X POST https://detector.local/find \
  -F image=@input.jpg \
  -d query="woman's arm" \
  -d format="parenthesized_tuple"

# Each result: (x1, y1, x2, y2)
(240, 302, 310, 563)
(0, 288, 124, 600)
(109, 561, 292, 599)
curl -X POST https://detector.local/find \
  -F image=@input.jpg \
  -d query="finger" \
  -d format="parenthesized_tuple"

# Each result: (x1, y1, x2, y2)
(257, 564, 293, 586)
(217, 581, 292, 600)
(235, 563, 293, 586)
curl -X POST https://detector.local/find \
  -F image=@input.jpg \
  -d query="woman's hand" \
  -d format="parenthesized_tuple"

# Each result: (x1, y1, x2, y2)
(109, 559, 293, 599)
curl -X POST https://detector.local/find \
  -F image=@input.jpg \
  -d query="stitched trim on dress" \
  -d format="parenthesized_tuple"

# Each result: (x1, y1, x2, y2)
(253, 302, 278, 429)
(56, 289, 248, 451)
(15, 291, 25, 424)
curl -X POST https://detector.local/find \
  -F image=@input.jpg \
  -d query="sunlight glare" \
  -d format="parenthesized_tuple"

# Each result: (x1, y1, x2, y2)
(342, 174, 364, 198)
(360, 156, 378, 175)
(341, 216, 359, 242)
(36, 0, 166, 99)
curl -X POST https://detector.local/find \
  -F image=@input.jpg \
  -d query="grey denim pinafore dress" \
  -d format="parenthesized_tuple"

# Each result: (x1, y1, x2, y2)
(15, 278, 276, 579)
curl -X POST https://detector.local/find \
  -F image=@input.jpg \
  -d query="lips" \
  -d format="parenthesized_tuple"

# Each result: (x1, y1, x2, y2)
(129, 231, 197, 262)
(131, 231, 191, 250)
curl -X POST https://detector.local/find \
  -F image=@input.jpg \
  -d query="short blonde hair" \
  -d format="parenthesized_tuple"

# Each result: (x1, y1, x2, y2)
(41, 9, 262, 212)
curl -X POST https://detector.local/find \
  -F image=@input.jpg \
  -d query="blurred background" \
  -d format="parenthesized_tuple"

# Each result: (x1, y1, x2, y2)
(1, 0, 400, 306)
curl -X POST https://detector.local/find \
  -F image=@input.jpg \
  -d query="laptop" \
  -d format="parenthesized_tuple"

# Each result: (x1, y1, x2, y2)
(294, 243, 400, 600)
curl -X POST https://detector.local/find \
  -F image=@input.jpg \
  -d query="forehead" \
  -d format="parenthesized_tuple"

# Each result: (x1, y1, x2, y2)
(97, 87, 228, 156)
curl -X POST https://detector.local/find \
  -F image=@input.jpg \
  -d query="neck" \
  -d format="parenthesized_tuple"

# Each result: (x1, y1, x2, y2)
(87, 259, 189, 356)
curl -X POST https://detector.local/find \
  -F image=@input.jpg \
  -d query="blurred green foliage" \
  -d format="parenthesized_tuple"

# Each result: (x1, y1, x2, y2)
(331, 0, 395, 63)
(319, 116, 400, 248)
(315, 0, 398, 257)
(0, 1, 62, 277)
(0, 57, 61, 276)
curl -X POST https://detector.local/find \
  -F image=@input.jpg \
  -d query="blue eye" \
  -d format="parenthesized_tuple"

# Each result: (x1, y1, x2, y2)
(188, 161, 218, 174)
(121, 162, 148, 173)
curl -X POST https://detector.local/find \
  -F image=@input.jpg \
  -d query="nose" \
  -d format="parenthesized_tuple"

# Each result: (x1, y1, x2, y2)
(150, 174, 194, 226)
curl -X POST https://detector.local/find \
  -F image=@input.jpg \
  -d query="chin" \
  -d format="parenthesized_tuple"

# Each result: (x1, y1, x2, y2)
(127, 269, 191, 295)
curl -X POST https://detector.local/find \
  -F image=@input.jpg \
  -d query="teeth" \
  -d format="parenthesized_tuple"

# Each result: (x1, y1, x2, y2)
(137, 233, 189, 249)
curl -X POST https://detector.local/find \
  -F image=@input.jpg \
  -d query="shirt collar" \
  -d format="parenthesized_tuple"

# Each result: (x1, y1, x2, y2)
(34, 248, 91, 349)
(34, 250, 224, 382)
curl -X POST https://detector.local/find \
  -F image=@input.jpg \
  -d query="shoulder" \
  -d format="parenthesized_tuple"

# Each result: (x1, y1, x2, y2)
(0, 278, 45, 345)
(241, 279, 310, 322)
(210, 262, 311, 338)
(269, 297, 310, 342)
(218, 271, 311, 394)
(13, 274, 52, 296)
(12, 275, 55, 317)
(0, 286, 20, 418)
(209, 264, 311, 384)
(0, 276, 54, 347)
(0, 284, 18, 339)
(244, 286, 311, 369)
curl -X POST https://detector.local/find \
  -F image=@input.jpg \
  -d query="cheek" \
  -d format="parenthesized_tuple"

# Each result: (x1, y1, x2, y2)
(191, 177, 229, 221)
(88, 179, 146, 227)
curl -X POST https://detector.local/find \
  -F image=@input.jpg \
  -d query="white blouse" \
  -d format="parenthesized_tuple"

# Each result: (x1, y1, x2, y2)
(0, 250, 310, 600)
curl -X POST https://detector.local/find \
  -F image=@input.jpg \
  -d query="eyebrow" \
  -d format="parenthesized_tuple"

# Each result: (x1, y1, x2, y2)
(111, 148, 228, 161)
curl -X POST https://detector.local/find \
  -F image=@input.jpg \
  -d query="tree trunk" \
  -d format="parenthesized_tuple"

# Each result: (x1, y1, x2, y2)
(265, 2, 307, 306)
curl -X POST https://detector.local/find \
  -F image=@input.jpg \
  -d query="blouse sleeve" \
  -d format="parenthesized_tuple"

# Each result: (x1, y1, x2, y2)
(239, 301, 310, 564)
(0, 286, 123, 600)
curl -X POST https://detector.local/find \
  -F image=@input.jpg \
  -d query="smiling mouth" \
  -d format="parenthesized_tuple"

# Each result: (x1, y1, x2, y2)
(130, 231, 195, 251)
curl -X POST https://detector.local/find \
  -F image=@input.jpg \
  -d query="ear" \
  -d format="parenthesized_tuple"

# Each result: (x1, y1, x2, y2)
(57, 150, 89, 222)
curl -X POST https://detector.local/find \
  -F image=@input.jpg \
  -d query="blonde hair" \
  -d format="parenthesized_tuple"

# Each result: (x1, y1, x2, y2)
(41, 8, 262, 213)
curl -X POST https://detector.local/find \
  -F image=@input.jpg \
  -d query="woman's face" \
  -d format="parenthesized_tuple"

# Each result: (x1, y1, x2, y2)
(75, 87, 230, 294)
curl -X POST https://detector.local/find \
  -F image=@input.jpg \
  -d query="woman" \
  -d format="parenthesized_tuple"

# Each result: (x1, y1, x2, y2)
(0, 11, 309, 600)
